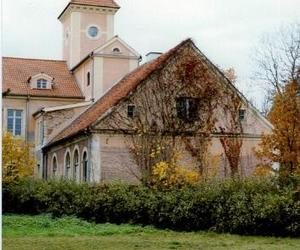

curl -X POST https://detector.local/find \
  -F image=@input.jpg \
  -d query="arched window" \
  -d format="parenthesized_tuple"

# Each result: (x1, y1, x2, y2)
(87, 72, 90, 86)
(112, 47, 121, 53)
(82, 151, 88, 182)
(52, 156, 57, 177)
(65, 152, 71, 179)
(73, 149, 79, 182)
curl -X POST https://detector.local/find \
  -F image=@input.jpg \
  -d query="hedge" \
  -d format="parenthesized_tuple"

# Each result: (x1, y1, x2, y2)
(3, 177, 300, 237)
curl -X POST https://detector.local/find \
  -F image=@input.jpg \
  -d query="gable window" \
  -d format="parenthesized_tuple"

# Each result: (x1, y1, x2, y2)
(176, 97, 198, 122)
(37, 78, 47, 89)
(127, 105, 135, 119)
(87, 72, 90, 86)
(7, 109, 22, 136)
(239, 109, 246, 121)
(112, 47, 121, 53)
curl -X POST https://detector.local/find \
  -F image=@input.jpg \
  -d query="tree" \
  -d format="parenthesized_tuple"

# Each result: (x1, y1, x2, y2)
(256, 80, 300, 177)
(2, 132, 35, 182)
(253, 23, 300, 115)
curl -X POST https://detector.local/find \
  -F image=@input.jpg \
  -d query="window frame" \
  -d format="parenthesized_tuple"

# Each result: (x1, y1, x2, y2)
(64, 151, 71, 179)
(86, 25, 101, 40)
(87, 72, 91, 86)
(239, 109, 246, 121)
(176, 97, 199, 122)
(7, 109, 22, 136)
(52, 155, 58, 177)
(82, 150, 88, 182)
(73, 148, 80, 182)
(37, 78, 48, 89)
(127, 104, 135, 119)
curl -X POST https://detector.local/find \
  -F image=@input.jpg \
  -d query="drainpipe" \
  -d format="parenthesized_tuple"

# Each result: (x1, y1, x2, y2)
(91, 52, 95, 102)
(25, 94, 30, 142)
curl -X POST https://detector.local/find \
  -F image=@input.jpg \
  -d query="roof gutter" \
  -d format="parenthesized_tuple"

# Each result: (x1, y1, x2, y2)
(70, 52, 94, 72)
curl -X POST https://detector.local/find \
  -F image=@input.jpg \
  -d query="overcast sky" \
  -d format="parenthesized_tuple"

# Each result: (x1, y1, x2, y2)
(2, 0, 300, 109)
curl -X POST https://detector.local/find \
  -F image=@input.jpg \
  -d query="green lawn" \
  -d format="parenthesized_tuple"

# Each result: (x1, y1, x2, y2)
(3, 215, 300, 250)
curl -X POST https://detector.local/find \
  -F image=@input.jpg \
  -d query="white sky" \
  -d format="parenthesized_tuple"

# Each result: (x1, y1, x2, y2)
(2, 0, 300, 109)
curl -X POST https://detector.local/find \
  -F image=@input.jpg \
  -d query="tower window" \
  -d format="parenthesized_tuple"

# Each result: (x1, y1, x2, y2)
(87, 72, 90, 86)
(87, 26, 99, 38)
(37, 79, 47, 89)
(239, 109, 246, 121)
(176, 97, 199, 122)
(127, 105, 135, 119)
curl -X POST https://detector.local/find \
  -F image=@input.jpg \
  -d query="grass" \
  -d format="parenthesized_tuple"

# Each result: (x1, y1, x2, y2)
(3, 214, 300, 250)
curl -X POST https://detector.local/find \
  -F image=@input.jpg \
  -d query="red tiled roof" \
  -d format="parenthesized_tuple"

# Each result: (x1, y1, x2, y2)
(45, 39, 192, 148)
(70, 0, 120, 8)
(2, 57, 84, 99)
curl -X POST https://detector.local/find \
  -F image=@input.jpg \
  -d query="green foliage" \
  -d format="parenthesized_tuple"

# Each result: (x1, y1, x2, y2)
(3, 177, 300, 237)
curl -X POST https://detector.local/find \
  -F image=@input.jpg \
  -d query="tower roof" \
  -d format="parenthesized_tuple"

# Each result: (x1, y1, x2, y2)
(70, 0, 120, 8)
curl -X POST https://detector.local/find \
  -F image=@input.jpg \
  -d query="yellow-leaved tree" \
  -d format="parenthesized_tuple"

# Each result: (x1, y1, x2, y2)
(2, 132, 35, 182)
(256, 80, 300, 177)
(151, 153, 200, 188)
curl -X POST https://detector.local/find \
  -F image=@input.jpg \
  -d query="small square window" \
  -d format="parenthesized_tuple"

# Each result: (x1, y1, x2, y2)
(127, 105, 135, 119)
(239, 109, 246, 121)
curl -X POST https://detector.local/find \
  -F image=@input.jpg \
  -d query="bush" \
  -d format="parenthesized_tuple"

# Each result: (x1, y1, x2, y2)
(3, 177, 300, 237)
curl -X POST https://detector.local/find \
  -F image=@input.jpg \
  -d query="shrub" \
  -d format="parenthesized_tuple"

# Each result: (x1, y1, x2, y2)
(3, 177, 300, 237)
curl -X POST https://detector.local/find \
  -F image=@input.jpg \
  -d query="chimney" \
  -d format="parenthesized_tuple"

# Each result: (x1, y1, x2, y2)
(146, 52, 162, 62)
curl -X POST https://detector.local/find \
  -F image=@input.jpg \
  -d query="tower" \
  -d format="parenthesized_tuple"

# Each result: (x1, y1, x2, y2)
(58, 0, 120, 68)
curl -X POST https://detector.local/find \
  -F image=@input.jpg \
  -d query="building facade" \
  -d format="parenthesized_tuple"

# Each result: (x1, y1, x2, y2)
(2, 0, 272, 182)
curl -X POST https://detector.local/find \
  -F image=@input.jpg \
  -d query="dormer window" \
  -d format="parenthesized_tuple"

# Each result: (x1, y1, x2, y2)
(37, 79, 47, 89)
(29, 73, 54, 90)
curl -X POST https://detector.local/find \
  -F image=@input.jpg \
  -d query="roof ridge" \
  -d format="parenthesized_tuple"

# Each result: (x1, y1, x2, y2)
(44, 38, 193, 148)
(2, 56, 66, 62)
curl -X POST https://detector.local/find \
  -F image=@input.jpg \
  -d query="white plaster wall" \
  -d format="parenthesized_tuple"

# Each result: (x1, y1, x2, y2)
(93, 57, 104, 99)
(90, 134, 101, 182)
(70, 11, 81, 68)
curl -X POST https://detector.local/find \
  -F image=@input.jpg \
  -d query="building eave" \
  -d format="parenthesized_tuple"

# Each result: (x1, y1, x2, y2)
(58, 2, 120, 21)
